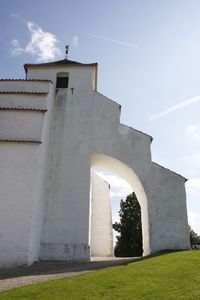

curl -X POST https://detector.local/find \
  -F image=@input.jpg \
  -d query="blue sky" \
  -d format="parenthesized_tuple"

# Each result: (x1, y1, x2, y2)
(1, 0, 200, 234)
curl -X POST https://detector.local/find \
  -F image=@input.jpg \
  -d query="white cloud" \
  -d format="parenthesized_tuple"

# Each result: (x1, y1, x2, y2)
(187, 123, 200, 141)
(181, 152, 200, 166)
(10, 21, 61, 62)
(10, 39, 23, 56)
(186, 179, 200, 235)
(94, 171, 132, 199)
(93, 170, 132, 246)
(188, 212, 200, 235)
(186, 178, 200, 190)
(72, 35, 79, 47)
(150, 95, 200, 121)
(90, 34, 139, 49)
(110, 185, 132, 199)
(112, 213, 120, 224)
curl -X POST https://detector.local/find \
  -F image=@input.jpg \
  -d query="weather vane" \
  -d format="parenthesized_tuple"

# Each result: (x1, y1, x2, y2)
(65, 45, 69, 59)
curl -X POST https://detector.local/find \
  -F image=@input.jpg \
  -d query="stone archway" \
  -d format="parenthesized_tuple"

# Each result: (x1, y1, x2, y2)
(38, 88, 190, 262)
(90, 153, 150, 256)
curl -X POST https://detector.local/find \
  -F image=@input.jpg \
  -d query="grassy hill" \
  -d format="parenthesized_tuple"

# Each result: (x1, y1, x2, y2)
(1, 251, 200, 299)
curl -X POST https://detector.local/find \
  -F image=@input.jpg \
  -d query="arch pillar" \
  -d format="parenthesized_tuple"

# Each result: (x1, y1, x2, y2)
(90, 172, 114, 257)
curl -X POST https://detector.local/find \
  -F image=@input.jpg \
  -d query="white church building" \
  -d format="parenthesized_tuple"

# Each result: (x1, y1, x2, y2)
(0, 59, 190, 268)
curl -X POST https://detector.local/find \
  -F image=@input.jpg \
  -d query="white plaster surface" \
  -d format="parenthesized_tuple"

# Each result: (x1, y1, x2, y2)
(0, 143, 40, 268)
(0, 80, 51, 93)
(28, 84, 55, 265)
(0, 61, 190, 268)
(0, 93, 47, 110)
(146, 162, 190, 252)
(26, 65, 97, 91)
(90, 172, 114, 257)
(0, 110, 44, 141)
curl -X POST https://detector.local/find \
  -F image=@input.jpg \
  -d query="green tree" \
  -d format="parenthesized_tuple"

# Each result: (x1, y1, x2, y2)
(189, 226, 198, 249)
(113, 192, 143, 257)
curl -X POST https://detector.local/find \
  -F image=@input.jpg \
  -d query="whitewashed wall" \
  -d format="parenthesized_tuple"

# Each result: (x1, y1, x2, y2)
(26, 65, 96, 91)
(0, 80, 50, 93)
(0, 143, 40, 267)
(0, 80, 53, 267)
(90, 172, 114, 257)
(0, 110, 44, 141)
(0, 93, 47, 110)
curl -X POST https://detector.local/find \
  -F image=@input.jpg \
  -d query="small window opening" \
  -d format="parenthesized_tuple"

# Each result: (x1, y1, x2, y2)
(56, 77, 68, 88)
(56, 72, 69, 88)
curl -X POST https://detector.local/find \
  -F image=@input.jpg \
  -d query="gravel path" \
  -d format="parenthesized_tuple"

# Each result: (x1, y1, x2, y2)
(0, 257, 137, 292)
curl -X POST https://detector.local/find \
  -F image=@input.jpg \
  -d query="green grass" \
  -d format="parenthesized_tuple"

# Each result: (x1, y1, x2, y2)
(1, 251, 200, 300)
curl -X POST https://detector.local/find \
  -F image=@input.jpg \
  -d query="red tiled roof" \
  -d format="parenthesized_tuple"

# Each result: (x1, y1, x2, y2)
(0, 79, 51, 82)
(0, 107, 47, 112)
(0, 139, 41, 143)
(0, 91, 48, 95)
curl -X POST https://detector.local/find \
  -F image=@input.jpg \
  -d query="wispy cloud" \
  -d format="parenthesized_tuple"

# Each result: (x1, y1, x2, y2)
(90, 34, 139, 49)
(187, 123, 200, 141)
(11, 13, 21, 19)
(10, 12, 26, 23)
(10, 21, 61, 62)
(150, 95, 200, 121)
(72, 35, 79, 47)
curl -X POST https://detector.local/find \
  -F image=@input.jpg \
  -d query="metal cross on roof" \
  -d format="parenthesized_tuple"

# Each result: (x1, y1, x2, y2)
(65, 45, 69, 59)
